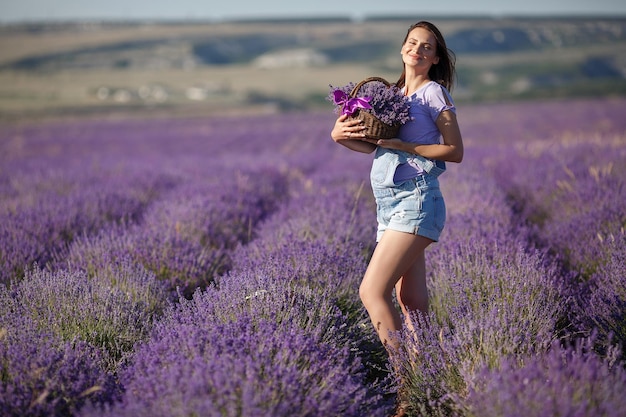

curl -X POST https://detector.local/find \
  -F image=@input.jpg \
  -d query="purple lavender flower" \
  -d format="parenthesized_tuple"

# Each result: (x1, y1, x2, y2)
(328, 79, 411, 126)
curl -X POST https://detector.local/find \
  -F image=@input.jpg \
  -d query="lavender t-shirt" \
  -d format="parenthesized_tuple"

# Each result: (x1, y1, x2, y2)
(393, 81, 455, 183)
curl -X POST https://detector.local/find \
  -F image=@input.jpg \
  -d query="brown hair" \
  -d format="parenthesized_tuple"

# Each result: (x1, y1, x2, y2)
(395, 21, 456, 91)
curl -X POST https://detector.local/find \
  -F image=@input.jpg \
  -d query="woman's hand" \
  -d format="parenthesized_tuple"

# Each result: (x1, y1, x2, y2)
(330, 114, 376, 154)
(361, 137, 406, 151)
(330, 114, 367, 142)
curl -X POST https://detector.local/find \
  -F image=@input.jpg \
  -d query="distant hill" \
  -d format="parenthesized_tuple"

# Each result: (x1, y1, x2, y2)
(1, 16, 625, 120)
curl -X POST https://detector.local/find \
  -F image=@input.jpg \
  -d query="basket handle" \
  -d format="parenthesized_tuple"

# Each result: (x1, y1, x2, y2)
(349, 76, 392, 98)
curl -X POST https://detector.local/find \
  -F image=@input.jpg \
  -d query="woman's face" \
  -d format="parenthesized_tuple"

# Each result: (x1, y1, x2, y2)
(401, 26, 440, 70)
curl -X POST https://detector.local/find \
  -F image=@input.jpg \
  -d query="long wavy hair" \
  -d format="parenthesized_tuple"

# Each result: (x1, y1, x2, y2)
(395, 21, 456, 92)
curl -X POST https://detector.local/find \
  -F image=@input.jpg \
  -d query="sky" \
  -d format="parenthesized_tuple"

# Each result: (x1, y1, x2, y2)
(1, 0, 626, 23)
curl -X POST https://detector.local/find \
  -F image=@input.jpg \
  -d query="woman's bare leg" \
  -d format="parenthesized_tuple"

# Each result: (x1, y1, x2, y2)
(395, 250, 429, 332)
(359, 229, 432, 349)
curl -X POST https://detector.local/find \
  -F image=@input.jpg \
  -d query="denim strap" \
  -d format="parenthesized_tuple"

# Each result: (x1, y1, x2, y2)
(407, 153, 446, 177)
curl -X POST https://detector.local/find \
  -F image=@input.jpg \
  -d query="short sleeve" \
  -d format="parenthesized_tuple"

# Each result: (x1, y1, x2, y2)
(424, 83, 456, 121)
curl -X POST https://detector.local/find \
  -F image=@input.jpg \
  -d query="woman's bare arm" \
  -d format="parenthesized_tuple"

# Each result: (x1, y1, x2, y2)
(363, 110, 463, 162)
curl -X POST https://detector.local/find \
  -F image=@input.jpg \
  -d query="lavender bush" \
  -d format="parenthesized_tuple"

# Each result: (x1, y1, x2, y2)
(60, 223, 221, 300)
(0, 167, 174, 284)
(580, 230, 626, 349)
(0, 312, 120, 416)
(492, 139, 626, 277)
(57, 168, 288, 297)
(487, 120, 626, 352)
(461, 336, 626, 417)
(83, 315, 377, 417)
(2, 261, 166, 372)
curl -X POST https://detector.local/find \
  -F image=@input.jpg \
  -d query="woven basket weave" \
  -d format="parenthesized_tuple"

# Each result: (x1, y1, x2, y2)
(345, 76, 400, 139)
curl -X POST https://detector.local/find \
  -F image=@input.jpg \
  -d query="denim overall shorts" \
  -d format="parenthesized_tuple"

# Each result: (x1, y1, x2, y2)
(370, 148, 446, 242)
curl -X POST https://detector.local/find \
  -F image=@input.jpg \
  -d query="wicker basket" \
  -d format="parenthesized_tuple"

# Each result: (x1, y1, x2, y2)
(345, 76, 400, 139)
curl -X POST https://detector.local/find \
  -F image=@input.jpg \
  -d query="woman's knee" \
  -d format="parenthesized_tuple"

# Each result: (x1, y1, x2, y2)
(359, 282, 385, 310)
(359, 283, 373, 308)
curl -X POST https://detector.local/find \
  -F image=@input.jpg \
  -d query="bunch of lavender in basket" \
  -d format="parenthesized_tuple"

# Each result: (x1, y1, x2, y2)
(328, 78, 412, 126)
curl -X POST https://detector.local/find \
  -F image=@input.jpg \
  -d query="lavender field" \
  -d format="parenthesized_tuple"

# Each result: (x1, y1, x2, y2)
(1, 97, 626, 417)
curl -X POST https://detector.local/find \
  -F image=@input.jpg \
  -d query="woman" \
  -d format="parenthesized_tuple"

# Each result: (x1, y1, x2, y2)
(330, 21, 463, 416)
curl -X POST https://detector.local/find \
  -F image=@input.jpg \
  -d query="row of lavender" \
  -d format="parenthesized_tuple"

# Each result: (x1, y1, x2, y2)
(1, 97, 625, 416)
